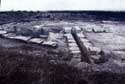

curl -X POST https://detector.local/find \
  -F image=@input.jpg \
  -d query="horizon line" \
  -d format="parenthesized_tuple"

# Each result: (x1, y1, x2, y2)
(0, 9, 125, 12)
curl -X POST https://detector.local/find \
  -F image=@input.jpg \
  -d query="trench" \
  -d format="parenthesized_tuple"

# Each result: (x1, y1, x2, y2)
(71, 29, 91, 63)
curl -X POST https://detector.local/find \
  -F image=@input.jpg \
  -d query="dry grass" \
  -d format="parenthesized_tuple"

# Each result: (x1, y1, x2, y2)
(0, 45, 125, 84)
(0, 45, 84, 84)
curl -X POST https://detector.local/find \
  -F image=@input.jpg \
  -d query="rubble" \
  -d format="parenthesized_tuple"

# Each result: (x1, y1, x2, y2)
(73, 26, 81, 33)
(0, 30, 7, 35)
(81, 38, 90, 42)
(63, 27, 72, 33)
(42, 41, 57, 47)
(68, 43, 78, 47)
(39, 35, 48, 39)
(3, 33, 16, 38)
(0, 20, 125, 68)
(88, 47, 102, 55)
(9, 35, 31, 41)
(69, 46, 80, 51)
(29, 38, 44, 44)
(77, 33, 86, 38)
(64, 34, 74, 40)
(67, 39, 76, 43)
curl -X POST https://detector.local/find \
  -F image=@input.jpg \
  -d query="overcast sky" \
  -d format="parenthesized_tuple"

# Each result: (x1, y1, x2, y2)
(1, 0, 125, 11)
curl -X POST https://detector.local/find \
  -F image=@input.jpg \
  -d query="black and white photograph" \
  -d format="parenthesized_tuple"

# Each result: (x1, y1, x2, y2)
(0, 0, 125, 84)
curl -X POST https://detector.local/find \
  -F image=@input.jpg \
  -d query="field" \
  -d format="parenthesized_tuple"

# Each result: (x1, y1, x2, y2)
(0, 11, 125, 84)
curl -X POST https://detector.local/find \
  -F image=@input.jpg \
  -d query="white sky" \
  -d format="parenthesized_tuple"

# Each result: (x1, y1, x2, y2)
(1, 0, 125, 11)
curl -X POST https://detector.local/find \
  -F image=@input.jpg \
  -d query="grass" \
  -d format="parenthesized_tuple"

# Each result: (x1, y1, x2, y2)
(0, 45, 125, 84)
(0, 45, 84, 84)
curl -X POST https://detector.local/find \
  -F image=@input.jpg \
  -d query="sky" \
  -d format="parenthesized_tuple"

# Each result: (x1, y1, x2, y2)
(1, 0, 125, 11)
